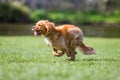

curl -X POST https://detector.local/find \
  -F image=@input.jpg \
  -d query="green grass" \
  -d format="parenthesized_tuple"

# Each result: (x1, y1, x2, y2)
(0, 36, 120, 80)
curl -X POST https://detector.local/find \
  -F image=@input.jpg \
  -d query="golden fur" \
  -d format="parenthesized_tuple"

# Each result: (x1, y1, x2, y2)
(32, 20, 95, 61)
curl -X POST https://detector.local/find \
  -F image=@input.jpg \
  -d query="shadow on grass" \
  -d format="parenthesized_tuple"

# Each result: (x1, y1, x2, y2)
(1, 58, 120, 64)
(82, 58, 120, 61)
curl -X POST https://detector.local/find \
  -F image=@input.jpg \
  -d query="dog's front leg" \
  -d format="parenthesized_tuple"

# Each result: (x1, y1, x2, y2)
(52, 48, 64, 57)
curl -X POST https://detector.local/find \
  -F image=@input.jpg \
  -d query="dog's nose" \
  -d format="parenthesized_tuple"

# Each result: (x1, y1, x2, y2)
(32, 26, 35, 28)
(31, 26, 35, 31)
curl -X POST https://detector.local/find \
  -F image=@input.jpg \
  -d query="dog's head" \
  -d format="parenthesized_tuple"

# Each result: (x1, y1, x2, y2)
(32, 20, 55, 36)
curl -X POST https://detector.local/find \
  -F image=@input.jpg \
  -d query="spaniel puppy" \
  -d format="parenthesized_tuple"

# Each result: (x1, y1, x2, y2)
(32, 20, 95, 61)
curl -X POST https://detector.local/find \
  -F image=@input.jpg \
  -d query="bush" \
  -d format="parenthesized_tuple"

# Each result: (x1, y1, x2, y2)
(104, 10, 120, 23)
(0, 3, 31, 23)
(1, 3, 119, 24)
(30, 10, 48, 22)
(30, 9, 120, 25)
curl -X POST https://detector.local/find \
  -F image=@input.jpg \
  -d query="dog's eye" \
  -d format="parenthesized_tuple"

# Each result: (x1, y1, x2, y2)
(38, 24, 42, 26)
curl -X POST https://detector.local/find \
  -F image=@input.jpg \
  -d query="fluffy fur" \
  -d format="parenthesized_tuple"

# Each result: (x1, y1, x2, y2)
(32, 20, 96, 61)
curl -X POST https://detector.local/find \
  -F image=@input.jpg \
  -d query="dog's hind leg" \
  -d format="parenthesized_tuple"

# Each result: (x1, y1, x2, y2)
(68, 38, 79, 61)
(69, 50, 76, 61)
(63, 49, 71, 57)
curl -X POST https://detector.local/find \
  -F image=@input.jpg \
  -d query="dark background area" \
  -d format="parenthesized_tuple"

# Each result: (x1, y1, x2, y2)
(0, 0, 120, 37)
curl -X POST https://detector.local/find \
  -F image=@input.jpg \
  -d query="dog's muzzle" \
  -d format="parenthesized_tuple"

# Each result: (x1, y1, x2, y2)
(32, 26, 41, 36)
(34, 30, 41, 36)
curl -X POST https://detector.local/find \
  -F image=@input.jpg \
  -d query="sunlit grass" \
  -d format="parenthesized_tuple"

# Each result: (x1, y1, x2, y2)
(0, 36, 120, 80)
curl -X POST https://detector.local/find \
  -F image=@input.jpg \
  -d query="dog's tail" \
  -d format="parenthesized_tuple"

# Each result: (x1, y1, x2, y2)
(78, 43, 96, 55)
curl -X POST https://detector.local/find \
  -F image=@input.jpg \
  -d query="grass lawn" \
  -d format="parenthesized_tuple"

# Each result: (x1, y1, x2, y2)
(0, 36, 120, 80)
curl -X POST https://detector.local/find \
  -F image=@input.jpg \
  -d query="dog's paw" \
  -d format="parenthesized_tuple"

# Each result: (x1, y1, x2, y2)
(53, 52, 64, 57)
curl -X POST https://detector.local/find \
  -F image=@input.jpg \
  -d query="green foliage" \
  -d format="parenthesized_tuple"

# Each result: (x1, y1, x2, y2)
(30, 10, 120, 25)
(0, 36, 120, 80)
(105, 10, 120, 23)
(0, 3, 120, 24)
(30, 10, 48, 22)
(0, 3, 31, 23)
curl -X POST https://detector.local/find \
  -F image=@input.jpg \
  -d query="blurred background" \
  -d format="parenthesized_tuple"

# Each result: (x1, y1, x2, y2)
(0, 0, 120, 37)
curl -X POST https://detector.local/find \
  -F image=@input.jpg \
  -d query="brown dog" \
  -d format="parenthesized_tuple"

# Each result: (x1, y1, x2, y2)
(32, 20, 95, 61)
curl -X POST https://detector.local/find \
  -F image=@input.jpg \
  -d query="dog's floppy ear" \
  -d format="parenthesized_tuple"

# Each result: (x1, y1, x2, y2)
(42, 20, 55, 36)
(44, 20, 55, 27)
(49, 22, 55, 27)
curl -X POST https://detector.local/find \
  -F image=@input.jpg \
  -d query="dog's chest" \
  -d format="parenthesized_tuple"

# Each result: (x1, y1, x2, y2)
(44, 37, 52, 47)
(44, 36, 66, 50)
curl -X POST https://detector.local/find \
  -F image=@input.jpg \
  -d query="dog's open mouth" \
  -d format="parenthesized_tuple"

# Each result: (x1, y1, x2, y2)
(34, 30, 41, 36)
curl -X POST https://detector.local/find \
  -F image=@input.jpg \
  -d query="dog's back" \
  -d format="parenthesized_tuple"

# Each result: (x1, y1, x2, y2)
(55, 24, 83, 43)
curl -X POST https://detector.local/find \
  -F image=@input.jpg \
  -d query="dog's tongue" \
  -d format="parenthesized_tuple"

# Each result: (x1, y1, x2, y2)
(34, 31, 38, 36)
